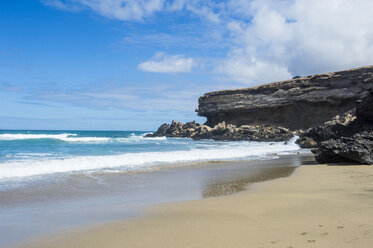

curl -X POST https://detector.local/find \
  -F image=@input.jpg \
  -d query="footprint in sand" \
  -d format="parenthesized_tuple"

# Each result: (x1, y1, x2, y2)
(362, 230, 370, 236)
(319, 232, 328, 237)
(337, 225, 344, 230)
(318, 224, 323, 227)
(300, 232, 308, 235)
(307, 239, 316, 243)
(345, 237, 358, 243)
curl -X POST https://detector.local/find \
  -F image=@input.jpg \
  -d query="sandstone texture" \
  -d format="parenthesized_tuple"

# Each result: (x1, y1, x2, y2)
(197, 66, 373, 129)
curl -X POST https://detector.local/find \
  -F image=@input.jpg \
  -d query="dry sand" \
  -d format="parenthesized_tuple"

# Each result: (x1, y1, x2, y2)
(18, 164, 373, 248)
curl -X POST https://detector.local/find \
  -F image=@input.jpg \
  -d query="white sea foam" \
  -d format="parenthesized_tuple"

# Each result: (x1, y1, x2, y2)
(0, 133, 77, 140)
(5, 153, 56, 159)
(0, 133, 159, 143)
(0, 137, 302, 181)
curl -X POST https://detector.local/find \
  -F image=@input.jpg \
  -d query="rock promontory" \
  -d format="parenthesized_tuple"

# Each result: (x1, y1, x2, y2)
(147, 66, 373, 163)
(197, 66, 373, 129)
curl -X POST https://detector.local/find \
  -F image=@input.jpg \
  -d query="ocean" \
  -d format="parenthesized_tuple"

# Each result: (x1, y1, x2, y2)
(0, 130, 308, 247)
(0, 130, 302, 187)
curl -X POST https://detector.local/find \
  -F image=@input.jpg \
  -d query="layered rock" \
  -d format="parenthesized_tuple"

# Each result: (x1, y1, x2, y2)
(147, 66, 373, 163)
(197, 66, 373, 130)
(146, 121, 294, 142)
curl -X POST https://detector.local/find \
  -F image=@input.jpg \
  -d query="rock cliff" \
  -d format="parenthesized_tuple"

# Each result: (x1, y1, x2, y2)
(197, 66, 373, 130)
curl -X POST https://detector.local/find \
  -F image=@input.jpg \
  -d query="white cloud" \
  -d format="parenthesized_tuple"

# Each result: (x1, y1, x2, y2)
(44, 0, 373, 85)
(42, 0, 221, 22)
(166, 0, 185, 11)
(217, 0, 373, 84)
(185, 2, 221, 24)
(43, 0, 165, 21)
(216, 52, 292, 84)
(138, 53, 195, 73)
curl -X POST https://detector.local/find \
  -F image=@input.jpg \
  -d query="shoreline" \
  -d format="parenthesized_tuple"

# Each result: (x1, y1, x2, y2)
(16, 161, 373, 248)
(2, 155, 309, 248)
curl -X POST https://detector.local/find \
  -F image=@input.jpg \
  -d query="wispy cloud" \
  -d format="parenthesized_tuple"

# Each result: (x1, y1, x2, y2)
(41, 0, 81, 11)
(41, 0, 223, 22)
(138, 53, 195, 73)
(42, 0, 165, 20)
(42, 0, 373, 85)
(118, 31, 229, 51)
(10, 78, 211, 113)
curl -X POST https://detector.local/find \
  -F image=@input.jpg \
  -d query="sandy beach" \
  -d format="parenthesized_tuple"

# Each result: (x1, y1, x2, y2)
(17, 164, 373, 248)
(1, 156, 304, 247)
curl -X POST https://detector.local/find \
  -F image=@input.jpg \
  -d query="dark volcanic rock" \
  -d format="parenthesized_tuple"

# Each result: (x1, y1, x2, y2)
(296, 109, 358, 148)
(144, 123, 170, 137)
(308, 91, 373, 164)
(295, 136, 317, 148)
(313, 133, 373, 164)
(197, 66, 373, 129)
(356, 90, 373, 123)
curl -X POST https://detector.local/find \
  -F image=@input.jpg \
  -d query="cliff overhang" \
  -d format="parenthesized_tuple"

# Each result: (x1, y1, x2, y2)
(197, 66, 373, 130)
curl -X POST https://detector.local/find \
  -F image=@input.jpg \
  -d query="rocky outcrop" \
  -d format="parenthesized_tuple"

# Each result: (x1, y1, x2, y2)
(313, 133, 373, 164)
(146, 121, 294, 142)
(197, 66, 373, 130)
(146, 121, 200, 138)
(307, 91, 373, 164)
(296, 109, 358, 148)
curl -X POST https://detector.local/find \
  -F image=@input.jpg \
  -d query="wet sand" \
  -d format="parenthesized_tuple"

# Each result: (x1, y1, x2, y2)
(1, 155, 310, 247)
(17, 163, 373, 248)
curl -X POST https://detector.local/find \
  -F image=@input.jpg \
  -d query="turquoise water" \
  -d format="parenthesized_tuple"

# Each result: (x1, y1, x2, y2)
(0, 130, 178, 161)
(0, 130, 306, 247)
(0, 130, 302, 184)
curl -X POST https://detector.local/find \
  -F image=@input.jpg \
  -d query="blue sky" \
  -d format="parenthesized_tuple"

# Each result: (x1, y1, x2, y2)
(1, 0, 373, 130)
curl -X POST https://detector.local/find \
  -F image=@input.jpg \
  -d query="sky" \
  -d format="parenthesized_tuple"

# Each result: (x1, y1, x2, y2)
(1, 0, 373, 130)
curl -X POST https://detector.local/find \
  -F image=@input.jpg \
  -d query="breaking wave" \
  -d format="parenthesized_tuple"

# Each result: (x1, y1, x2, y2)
(0, 133, 165, 143)
(0, 137, 302, 180)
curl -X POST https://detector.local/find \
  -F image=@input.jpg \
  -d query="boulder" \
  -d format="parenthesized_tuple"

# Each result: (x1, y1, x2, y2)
(296, 137, 317, 148)
(296, 109, 358, 148)
(313, 132, 373, 164)
(144, 123, 170, 137)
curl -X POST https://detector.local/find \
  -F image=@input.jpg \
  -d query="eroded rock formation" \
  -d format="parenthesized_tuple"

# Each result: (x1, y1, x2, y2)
(296, 109, 358, 148)
(147, 66, 373, 164)
(146, 121, 294, 142)
(197, 66, 373, 129)
(303, 91, 373, 164)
